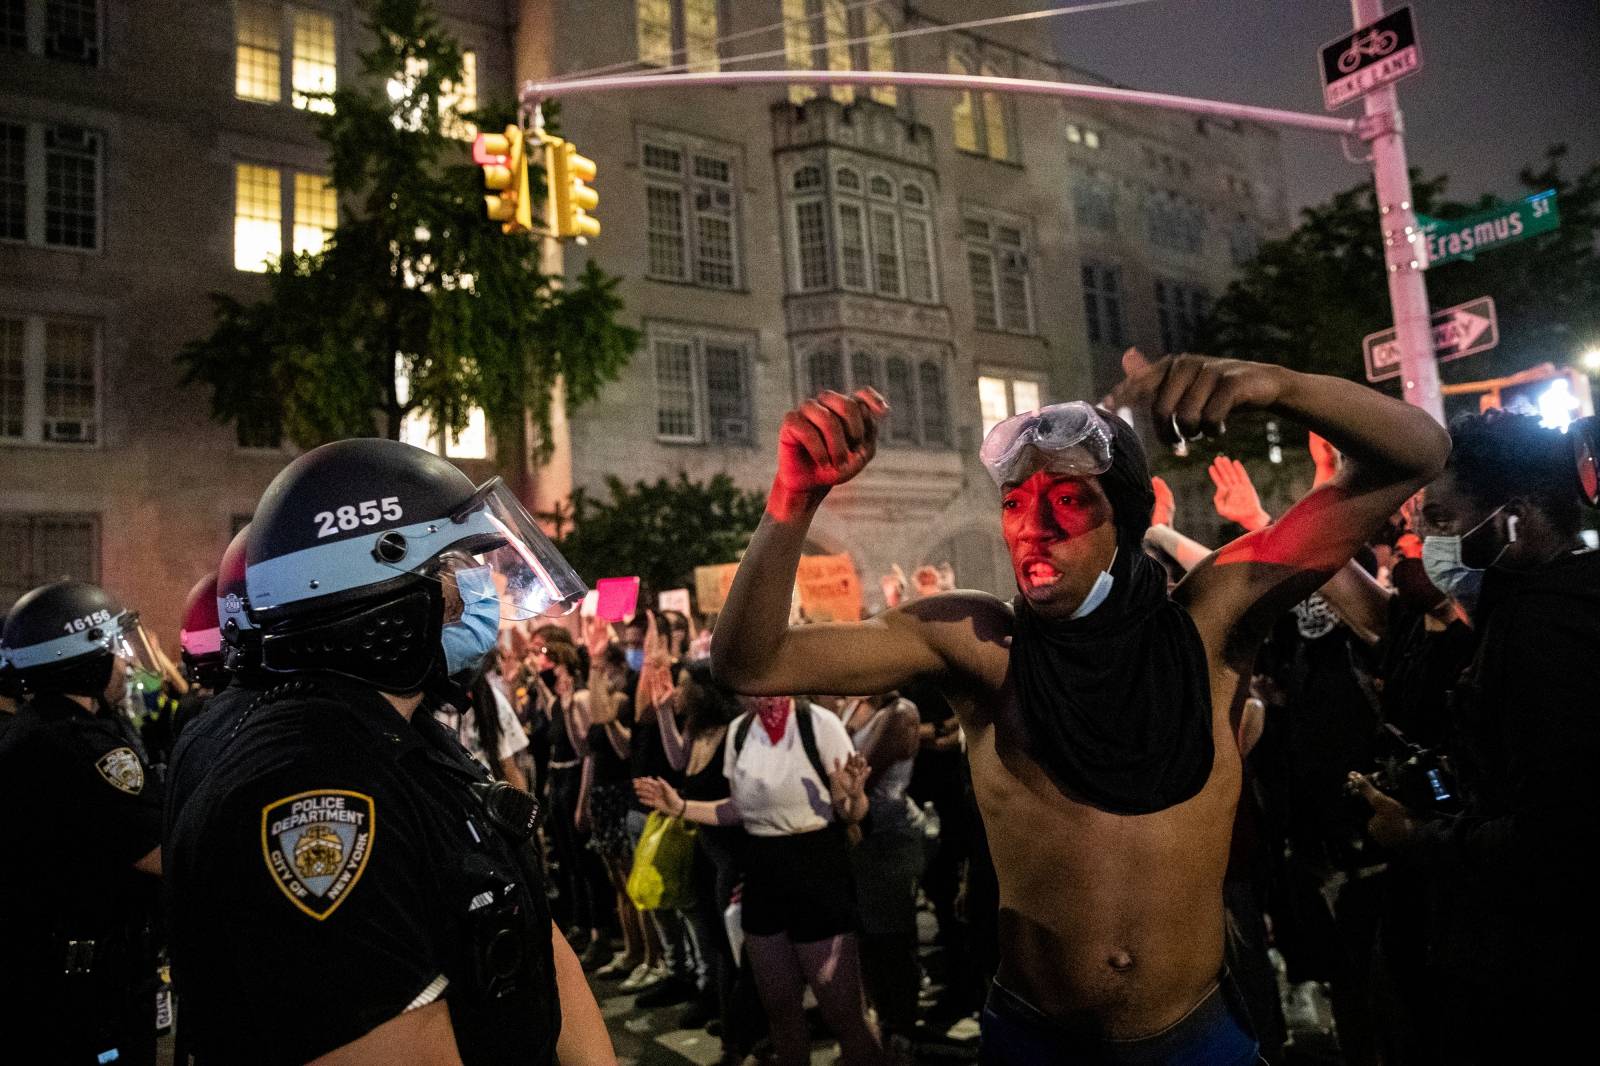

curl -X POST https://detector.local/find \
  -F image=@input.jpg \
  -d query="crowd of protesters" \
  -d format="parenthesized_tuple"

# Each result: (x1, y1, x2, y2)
(2, 394, 1596, 1065)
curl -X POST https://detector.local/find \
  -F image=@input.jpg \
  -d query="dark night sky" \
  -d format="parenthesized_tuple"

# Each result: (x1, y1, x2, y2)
(1050, 0, 1600, 216)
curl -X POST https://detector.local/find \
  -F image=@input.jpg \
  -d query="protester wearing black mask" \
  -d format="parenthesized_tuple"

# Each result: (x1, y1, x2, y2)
(1352, 411, 1600, 1063)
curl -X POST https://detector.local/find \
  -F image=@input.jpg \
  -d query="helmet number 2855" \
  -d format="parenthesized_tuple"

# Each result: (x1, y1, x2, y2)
(314, 497, 404, 539)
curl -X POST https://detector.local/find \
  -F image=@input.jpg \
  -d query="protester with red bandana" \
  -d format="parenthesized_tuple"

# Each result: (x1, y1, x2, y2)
(635, 693, 883, 1066)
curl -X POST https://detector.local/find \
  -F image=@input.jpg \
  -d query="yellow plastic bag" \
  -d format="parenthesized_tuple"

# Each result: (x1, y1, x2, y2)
(625, 811, 698, 911)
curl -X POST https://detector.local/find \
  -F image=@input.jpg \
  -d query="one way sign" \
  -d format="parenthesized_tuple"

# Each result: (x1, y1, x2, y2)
(1363, 296, 1498, 383)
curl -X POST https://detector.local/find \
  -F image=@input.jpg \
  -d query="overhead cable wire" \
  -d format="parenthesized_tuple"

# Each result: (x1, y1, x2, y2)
(548, 0, 891, 85)
(548, 0, 1166, 87)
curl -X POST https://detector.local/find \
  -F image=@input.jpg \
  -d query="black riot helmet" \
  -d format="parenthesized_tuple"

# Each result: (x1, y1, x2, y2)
(0, 581, 161, 699)
(216, 524, 261, 674)
(244, 437, 586, 694)
(180, 574, 228, 691)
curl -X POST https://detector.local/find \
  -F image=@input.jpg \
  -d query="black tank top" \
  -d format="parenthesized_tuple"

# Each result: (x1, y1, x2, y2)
(680, 731, 730, 802)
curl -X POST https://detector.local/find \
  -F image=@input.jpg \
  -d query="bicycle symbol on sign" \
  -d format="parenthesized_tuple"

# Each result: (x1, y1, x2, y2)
(1338, 27, 1400, 73)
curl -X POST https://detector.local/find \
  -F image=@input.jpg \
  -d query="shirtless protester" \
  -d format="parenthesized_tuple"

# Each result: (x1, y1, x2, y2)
(711, 350, 1449, 1065)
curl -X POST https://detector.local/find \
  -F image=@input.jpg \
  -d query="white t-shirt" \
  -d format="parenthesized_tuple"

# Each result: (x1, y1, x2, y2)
(724, 705, 855, 838)
(435, 682, 529, 769)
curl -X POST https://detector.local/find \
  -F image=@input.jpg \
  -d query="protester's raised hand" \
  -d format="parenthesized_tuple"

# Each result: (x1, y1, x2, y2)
(1150, 476, 1177, 528)
(776, 389, 888, 498)
(1106, 348, 1286, 443)
(1209, 456, 1272, 532)
(584, 615, 612, 663)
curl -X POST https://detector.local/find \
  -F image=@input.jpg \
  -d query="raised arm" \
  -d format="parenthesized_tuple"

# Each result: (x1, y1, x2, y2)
(713, 389, 996, 696)
(1109, 351, 1449, 663)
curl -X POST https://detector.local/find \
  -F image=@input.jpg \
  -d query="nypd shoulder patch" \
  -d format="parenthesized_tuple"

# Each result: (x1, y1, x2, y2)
(260, 789, 376, 920)
(95, 747, 145, 795)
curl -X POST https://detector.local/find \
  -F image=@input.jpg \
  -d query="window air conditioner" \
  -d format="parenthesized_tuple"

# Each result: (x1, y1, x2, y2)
(44, 418, 96, 444)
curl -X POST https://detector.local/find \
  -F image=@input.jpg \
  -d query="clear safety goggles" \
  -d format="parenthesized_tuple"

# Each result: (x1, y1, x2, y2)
(386, 477, 587, 621)
(979, 401, 1115, 488)
(117, 614, 167, 695)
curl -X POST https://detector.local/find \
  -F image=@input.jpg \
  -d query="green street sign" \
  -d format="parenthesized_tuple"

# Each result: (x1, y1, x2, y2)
(1418, 190, 1559, 266)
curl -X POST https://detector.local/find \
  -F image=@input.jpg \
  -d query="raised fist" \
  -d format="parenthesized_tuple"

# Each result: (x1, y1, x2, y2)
(776, 389, 888, 497)
(1106, 349, 1286, 444)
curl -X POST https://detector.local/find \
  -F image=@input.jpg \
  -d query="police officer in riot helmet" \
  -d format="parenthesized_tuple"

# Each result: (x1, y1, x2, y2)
(163, 525, 270, 836)
(167, 438, 616, 1065)
(173, 573, 227, 733)
(0, 581, 165, 1066)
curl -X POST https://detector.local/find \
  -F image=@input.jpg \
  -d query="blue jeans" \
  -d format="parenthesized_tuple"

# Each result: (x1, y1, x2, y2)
(980, 977, 1259, 1065)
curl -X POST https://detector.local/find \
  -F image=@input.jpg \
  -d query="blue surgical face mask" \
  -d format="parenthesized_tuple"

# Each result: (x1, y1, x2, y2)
(624, 647, 645, 672)
(441, 565, 501, 677)
(1421, 503, 1511, 613)
(1070, 548, 1117, 620)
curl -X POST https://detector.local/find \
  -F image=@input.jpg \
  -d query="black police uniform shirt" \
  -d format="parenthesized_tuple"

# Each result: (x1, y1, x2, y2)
(168, 675, 559, 1065)
(0, 691, 162, 957)
(161, 679, 260, 840)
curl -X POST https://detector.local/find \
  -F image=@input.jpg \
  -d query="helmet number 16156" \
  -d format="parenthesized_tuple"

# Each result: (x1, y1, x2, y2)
(314, 497, 403, 539)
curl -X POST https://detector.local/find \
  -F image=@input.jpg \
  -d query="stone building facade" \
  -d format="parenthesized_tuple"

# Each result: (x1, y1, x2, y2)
(1, 0, 1289, 640)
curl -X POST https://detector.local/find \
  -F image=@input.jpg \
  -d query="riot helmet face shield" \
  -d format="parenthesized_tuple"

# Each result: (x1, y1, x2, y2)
(379, 478, 586, 622)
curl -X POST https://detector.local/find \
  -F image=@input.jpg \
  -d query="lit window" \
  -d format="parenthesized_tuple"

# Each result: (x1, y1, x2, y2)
(0, 313, 99, 446)
(978, 375, 1042, 438)
(1084, 129, 1100, 149)
(823, 0, 852, 104)
(783, 0, 812, 105)
(440, 50, 477, 140)
(291, 9, 336, 113)
(948, 52, 977, 152)
(980, 61, 1010, 162)
(637, 0, 672, 66)
(445, 407, 487, 459)
(1067, 123, 1082, 144)
(44, 124, 97, 250)
(684, 0, 718, 72)
(234, 163, 281, 271)
(1013, 379, 1040, 414)
(235, 1, 281, 102)
(292, 172, 335, 256)
(865, 7, 896, 105)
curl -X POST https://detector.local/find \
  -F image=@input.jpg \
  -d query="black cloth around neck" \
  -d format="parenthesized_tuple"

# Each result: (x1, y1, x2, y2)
(1010, 548, 1214, 814)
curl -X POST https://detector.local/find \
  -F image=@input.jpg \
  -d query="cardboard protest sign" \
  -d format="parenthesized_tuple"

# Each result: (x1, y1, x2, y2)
(658, 588, 692, 617)
(795, 553, 863, 622)
(694, 563, 740, 613)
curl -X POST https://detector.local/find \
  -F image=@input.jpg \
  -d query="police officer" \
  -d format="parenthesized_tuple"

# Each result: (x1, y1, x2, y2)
(173, 573, 227, 735)
(163, 525, 268, 835)
(0, 582, 165, 1066)
(167, 438, 616, 1064)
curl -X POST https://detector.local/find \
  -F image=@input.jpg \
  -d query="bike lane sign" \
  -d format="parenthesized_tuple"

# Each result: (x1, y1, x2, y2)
(1319, 6, 1421, 110)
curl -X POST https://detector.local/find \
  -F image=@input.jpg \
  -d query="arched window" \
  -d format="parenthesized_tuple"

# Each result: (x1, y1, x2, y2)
(868, 174, 895, 199)
(792, 164, 823, 192)
(901, 182, 926, 207)
(835, 167, 861, 192)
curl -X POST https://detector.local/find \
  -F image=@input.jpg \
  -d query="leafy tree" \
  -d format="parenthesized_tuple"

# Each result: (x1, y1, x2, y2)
(545, 474, 768, 608)
(179, 0, 638, 492)
(1203, 146, 1600, 390)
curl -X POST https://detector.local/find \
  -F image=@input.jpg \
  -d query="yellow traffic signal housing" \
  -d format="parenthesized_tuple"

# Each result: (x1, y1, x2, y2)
(473, 125, 533, 234)
(543, 135, 601, 240)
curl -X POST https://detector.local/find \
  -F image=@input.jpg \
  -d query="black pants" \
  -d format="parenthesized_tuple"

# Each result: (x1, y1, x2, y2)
(547, 766, 608, 935)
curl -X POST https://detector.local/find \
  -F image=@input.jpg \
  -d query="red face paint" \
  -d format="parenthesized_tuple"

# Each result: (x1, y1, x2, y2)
(1000, 471, 1117, 613)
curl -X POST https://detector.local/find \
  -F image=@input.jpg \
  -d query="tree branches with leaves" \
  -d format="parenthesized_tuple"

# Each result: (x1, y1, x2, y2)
(545, 474, 768, 606)
(179, 0, 637, 472)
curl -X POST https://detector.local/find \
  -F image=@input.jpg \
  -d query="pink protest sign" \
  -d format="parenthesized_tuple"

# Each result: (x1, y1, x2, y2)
(595, 577, 640, 622)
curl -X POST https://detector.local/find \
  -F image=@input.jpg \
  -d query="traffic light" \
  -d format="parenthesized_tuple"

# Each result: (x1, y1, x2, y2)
(1444, 362, 1595, 431)
(473, 125, 532, 234)
(541, 133, 601, 240)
